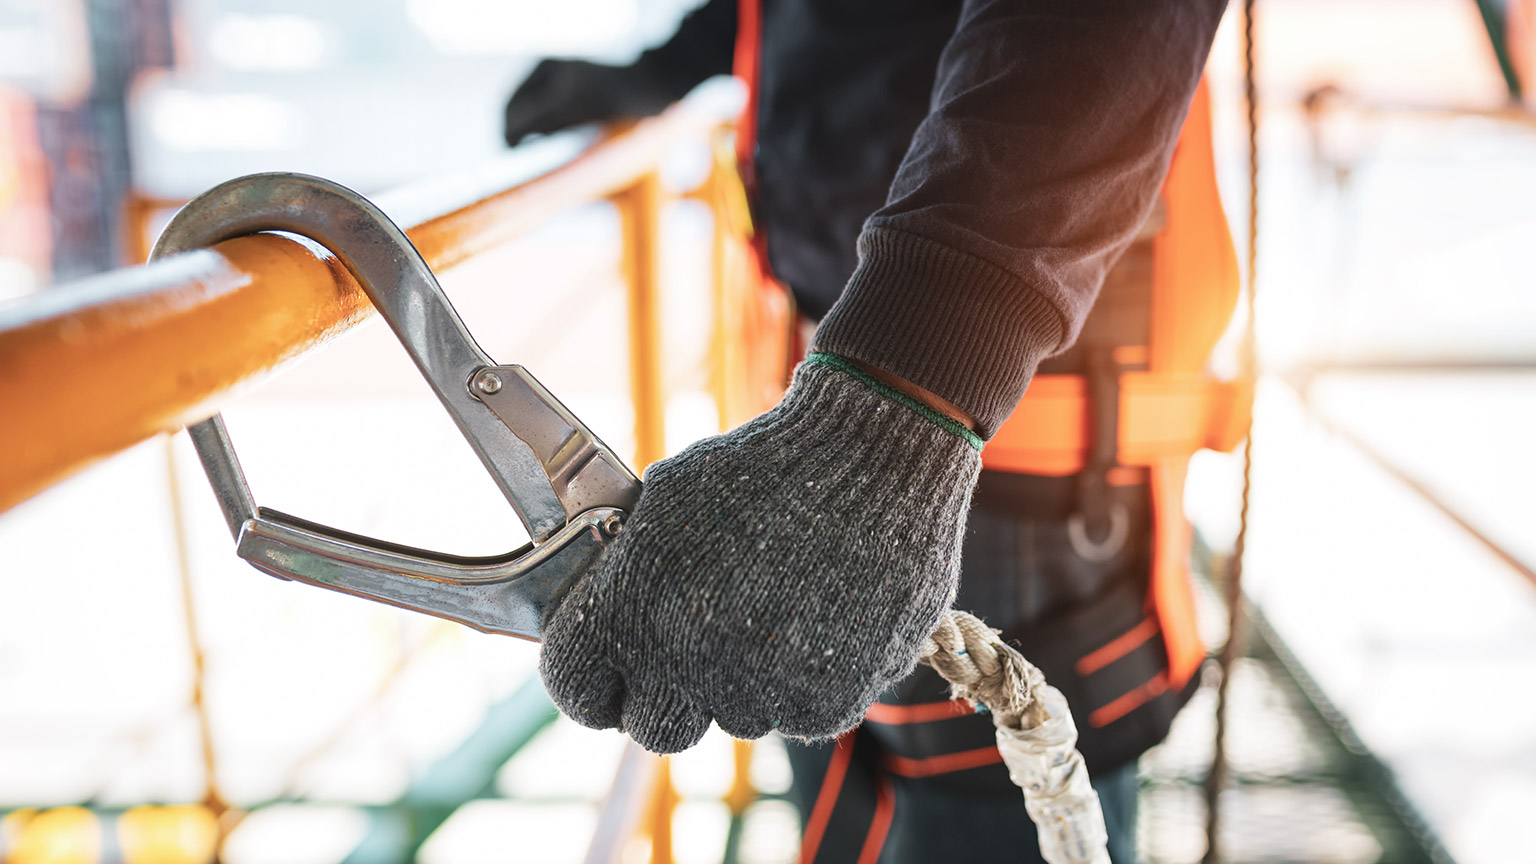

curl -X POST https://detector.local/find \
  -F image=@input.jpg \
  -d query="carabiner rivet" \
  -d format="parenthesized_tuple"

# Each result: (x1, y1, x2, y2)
(603, 514, 624, 537)
(474, 370, 503, 395)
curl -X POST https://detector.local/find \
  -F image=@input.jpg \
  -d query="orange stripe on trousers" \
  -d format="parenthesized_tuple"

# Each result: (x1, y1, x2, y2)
(884, 745, 1003, 779)
(855, 775, 896, 864)
(1090, 672, 1170, 728)
(863, 700, 973, 725)
(1075, 617, 1159, 676)
(797, 733, 855, 864)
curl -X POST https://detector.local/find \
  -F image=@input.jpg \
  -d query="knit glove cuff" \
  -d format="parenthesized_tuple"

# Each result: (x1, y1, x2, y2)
(798, 352, 983, 451)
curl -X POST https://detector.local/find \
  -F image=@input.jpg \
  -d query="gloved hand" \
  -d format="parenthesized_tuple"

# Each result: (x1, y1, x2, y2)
(503, 59, 679, 147)
(539, 353, 984, 753)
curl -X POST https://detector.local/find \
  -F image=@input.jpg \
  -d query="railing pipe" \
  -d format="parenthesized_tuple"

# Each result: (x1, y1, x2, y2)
(0, 97, 730, 513)
(1286, 375, 1536, 589)
(1291, 357, 1536, 375)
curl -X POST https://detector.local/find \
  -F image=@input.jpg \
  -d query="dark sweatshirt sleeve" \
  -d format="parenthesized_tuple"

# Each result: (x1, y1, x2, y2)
(812, 0, 1227, 438)
(628, 0, 738, 104)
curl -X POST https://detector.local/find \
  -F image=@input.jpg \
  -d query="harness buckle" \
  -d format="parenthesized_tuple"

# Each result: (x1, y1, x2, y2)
(153, 172, 641, 641)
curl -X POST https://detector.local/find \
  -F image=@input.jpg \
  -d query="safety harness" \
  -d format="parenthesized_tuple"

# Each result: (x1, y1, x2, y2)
(724, 1, 1252, 711)
(984, 81, 1252, 697)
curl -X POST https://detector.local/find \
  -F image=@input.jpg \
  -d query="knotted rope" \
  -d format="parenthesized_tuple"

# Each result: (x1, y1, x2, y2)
(920, 609, 1049, 729)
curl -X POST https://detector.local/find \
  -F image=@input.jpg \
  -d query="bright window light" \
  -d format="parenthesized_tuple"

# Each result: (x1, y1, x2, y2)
(147, 90, 304, 152)
(222, 806, 369, 864)
(209, 14, 329, 71)
(405, 0, 638, 56)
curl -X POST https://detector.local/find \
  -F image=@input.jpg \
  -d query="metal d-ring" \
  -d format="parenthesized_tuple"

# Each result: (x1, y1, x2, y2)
(1066, 503, 1130, 563)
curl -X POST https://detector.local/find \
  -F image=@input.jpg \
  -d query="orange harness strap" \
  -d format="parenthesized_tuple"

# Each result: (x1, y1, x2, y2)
(732, 0, 763, 197)
(713, 0, 795, 429)
(982, 373, 1251, 477)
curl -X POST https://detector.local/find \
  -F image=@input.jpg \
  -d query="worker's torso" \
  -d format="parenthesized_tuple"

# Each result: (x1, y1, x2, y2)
(740, 0, 1243, 773)
(752, 0, 960, 318)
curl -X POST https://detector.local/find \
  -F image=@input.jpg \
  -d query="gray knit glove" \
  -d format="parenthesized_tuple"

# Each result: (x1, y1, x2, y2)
(539, 353, 984, 753)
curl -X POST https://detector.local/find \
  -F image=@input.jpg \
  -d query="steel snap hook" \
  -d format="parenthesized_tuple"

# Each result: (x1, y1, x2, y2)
(153, 172, 641, 641)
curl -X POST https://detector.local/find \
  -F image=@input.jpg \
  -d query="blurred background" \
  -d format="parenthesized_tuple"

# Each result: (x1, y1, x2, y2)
(0, 0, 1534, 862)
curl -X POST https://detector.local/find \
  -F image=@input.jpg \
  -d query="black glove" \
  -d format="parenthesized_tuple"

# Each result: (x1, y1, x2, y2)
(503, 59, 679, 147)
(504, 0, 737, 146)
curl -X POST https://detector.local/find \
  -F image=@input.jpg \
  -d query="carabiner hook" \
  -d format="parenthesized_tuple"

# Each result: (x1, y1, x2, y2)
(153, 172, 641, 640)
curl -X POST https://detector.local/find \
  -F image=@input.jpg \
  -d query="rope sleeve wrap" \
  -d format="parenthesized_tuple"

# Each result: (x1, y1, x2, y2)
(921, 610, 1111, 864)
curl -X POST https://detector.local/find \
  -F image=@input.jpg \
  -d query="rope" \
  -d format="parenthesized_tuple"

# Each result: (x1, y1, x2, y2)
(921, 610, 1049, 730)
(923, 610, 1110, 864)
(1203, 0, 1261, 859)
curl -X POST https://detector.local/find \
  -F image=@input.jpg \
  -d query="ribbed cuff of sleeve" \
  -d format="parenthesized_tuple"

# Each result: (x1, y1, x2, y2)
(810, 227, 1066, 439)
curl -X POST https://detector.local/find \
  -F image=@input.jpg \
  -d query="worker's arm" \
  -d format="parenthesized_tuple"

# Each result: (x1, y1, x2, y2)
(539, 0, 1226, 754)
(814, 0, 1227, 437)
(503, 0, 736, 145)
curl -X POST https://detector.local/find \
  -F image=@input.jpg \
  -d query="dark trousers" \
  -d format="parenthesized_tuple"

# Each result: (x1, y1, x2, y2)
(785, 731, 1139, 864)
(783, 470, 1174, 863)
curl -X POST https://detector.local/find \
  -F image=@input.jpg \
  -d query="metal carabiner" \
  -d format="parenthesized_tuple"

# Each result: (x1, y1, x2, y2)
(152, 172, 641, 640)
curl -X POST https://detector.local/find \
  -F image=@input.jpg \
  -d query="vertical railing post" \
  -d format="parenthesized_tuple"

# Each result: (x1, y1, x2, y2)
(616, 172, 667, 470)
(122, 192, 154, 265)
(646, 759, 676, 864)
(706, 164, 738, 433)
(615, 170, 675, 864)
(725, 740, 757, 815)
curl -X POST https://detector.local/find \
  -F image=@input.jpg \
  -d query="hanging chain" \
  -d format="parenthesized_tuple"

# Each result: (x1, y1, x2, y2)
(1203, 0, 1260, 860)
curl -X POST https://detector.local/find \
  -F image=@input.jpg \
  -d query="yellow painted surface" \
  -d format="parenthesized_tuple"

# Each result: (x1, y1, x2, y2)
(2, 810, 38, 856)
(9, 808, 100, 864)
(118, 806, 218, 864)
